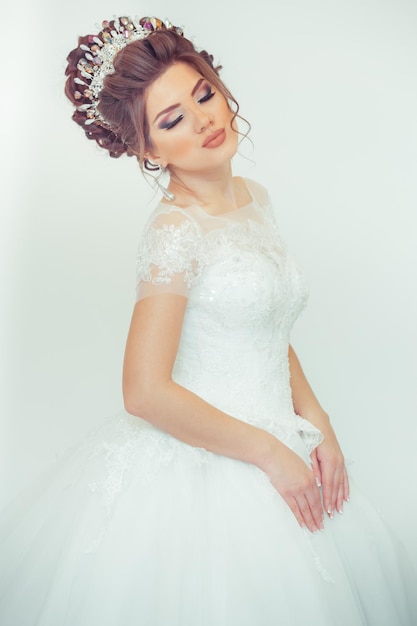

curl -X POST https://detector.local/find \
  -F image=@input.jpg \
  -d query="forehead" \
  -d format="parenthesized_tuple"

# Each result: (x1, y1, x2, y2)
(146, 62, 205, 113)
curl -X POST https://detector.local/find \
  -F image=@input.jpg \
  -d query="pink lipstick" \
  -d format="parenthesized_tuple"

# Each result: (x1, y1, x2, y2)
(203, 129, 226, 148)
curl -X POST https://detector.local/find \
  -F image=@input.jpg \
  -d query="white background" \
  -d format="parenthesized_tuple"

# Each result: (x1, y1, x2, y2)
(1, 0, 416, 563)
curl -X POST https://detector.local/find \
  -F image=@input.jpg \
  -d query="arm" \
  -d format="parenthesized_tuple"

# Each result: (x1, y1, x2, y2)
(288, 345, 350, 516)
(123, 294, 324, 532)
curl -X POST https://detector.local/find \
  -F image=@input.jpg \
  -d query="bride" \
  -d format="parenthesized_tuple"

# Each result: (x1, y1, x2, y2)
(0, 15, 415, 626)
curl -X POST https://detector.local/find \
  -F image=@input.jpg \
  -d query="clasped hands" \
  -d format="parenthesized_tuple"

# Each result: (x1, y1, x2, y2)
(263, 426, 350, 534)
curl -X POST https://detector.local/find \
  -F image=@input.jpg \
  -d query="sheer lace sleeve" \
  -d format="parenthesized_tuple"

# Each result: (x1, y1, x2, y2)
(245, 178, 280, 232)
(136, 207, 203, 301)
(245, 178, 272, 209)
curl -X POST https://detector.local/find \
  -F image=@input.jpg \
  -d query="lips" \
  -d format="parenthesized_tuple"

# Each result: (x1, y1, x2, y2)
(203, 128, 226, 148)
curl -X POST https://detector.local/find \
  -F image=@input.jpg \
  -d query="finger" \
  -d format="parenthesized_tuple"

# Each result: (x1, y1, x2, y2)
(321, 471, 335, 518)
(284, 496, 307, 530)
(343, 468, 350, 502)
(304, 488, 325, 532)
(336, 480, 345, 514)
(310, 449, 322, 487)
(284, 492, 322, 533)
(295, 495, 317, 533)
(331, 469, 343, 514)
(327, 466, 349, 515)
(284, 492, 314, 531)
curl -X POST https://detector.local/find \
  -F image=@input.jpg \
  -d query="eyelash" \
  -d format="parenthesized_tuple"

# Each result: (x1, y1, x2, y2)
(198, 89, 215, 104)
(163, 115, 184, 130)
(162, 89, 216, 130)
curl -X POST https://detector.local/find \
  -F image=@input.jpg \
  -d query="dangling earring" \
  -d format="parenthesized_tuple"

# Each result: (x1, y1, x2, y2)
(156, 166, 175, 202)
(143, 158, 175, 202)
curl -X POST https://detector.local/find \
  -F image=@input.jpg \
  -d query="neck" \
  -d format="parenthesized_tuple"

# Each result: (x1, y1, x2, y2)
(167, 162, 239, 213)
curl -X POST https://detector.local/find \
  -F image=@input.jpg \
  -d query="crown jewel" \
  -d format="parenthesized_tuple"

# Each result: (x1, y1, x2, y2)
(74, 16, 182, 127)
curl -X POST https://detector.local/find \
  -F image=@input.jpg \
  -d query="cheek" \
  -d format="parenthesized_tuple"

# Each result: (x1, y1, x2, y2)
(165, 136, 195, 159)
(153, 132, 196, 164)
(147, 133, 193, 163)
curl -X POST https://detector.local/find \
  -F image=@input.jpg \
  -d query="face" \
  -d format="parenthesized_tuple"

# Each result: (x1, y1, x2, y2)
(145, 62, 238, 174)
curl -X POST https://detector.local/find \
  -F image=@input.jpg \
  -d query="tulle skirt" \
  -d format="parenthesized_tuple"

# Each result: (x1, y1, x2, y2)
(0, 413, 415, 625)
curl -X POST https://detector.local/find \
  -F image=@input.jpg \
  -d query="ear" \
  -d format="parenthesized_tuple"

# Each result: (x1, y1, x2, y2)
(144, 151, 168, 169)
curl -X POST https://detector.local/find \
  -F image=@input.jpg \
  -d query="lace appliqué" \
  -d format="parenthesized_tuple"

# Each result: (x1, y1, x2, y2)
(303, 529, 335, 584)
(84, 416, 142, 554)
(83, 414, 211, 554)
(294, 416, 324, 455)
(136, 217, 202, 290)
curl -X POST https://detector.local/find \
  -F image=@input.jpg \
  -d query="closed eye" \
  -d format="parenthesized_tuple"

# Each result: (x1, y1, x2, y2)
(159, 87, 215, 130)
(160, 114, 184, 130)
(198, 90, 215, 104)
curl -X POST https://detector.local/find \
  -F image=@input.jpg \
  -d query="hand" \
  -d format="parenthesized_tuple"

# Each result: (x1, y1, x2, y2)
(262, 440, 324, 533)
(310, 426, 350, 518)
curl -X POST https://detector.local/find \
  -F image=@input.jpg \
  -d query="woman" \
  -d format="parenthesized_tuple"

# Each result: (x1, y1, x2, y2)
(0, 15, 415, 626)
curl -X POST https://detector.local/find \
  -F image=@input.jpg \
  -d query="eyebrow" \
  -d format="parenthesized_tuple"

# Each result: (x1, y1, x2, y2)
(152, 77, 205, 124)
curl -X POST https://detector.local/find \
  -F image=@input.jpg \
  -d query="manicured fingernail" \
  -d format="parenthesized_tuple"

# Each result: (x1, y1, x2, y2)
(337, 508, 343, 514)
(315, 477, 322, 487)
(344, 496, 350, 502)
(327, 508, 334, 519)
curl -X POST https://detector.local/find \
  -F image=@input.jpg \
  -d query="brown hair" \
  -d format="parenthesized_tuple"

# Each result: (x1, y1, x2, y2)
(65, 21, 240, 167)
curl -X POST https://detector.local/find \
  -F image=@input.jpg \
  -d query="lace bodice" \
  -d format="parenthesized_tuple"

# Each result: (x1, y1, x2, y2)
(136, 179, 322, 453)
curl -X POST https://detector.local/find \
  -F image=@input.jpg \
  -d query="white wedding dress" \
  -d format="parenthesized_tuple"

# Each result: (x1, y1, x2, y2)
(0, 179, 415, 625)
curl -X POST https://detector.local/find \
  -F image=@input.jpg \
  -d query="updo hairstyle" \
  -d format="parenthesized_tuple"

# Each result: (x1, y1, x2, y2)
(65, 20, 240, 167)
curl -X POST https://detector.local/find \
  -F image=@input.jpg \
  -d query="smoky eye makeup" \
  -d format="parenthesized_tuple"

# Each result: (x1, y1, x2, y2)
(198, 84, 216, 103)
(159, 114, 184, 130)
(157, 81, 216, 130)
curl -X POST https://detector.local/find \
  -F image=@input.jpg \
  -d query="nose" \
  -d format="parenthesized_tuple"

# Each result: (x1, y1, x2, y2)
(193, 107, 214, 133)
